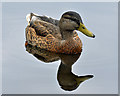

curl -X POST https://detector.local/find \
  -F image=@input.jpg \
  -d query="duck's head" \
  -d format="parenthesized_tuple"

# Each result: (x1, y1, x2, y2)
(59, 11, 95, 38)
(58, 73, 94, 91)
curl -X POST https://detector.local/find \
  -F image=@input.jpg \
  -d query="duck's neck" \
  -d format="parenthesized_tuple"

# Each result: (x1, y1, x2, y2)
(58, 62, 72, 74)
(60, 30, 74, 40)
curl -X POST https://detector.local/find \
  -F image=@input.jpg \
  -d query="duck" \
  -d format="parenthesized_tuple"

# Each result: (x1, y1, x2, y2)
(25, 11, 95, 54)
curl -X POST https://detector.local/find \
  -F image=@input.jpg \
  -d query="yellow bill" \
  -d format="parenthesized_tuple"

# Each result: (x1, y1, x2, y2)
(78, 23, 95, 38)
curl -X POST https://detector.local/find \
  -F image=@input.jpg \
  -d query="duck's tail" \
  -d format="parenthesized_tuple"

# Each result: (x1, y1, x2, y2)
(26, 13, 40, 25)
(26, 13, 59, 26)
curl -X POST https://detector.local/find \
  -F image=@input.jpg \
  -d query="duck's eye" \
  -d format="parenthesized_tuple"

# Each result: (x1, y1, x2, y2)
(64, 17, 80, 25)
(82, 27, 85, 29)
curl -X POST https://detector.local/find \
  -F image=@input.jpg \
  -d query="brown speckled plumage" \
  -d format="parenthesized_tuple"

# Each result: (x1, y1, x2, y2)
(25, 12, 83, 54)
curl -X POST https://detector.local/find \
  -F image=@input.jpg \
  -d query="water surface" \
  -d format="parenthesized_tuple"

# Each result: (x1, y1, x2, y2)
(2, 2, 118, 94)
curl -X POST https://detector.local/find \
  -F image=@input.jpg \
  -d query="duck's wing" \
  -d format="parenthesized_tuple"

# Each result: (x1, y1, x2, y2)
(35, 15, 59, 26)
(26, 13, 62, 39)
(27, 13, 59, 26)
(25, 26, 62, 53)
(25, 26, 82, 54)
(26, 13, 78, 38)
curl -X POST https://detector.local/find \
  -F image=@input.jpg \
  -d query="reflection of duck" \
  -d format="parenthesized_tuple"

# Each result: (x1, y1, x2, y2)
(26, 44, 60, 62)
(25, 44, 94, 91)
(57, 54, 93, 91)
(25, 11, 95, 54)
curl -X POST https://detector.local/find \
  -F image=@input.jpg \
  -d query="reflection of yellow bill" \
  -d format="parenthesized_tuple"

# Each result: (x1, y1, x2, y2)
(76, 75, 94, 86)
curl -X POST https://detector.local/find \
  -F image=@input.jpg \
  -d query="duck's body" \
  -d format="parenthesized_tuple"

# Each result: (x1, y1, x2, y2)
(25, 11, 95, 54)
(26, 26, 82, 54)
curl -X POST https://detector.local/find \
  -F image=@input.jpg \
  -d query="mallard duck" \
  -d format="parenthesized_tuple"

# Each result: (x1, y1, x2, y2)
(25, 11, 95, 54)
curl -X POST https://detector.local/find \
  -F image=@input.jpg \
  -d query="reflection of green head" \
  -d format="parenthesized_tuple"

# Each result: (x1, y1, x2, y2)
(60, 75, 93, 91)
(57, 62, 94, 91)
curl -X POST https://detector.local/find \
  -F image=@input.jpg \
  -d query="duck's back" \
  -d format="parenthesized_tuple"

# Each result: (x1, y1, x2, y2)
(29, 16, 62, 39)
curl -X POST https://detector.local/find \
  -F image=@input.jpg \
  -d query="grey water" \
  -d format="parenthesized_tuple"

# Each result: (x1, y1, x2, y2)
(2, 2, 118, 94)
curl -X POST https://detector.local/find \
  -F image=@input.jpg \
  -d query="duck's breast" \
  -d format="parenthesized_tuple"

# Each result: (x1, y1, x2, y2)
(56, 36, 82, 54)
